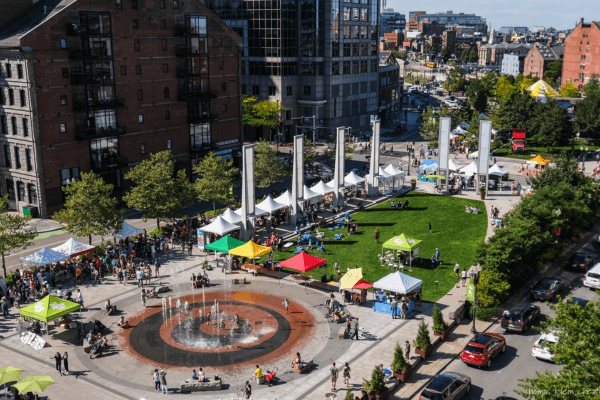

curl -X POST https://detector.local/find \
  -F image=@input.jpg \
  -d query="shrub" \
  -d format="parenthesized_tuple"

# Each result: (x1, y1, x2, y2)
(429, 140, 439, 148)
(413, 319, 431, 350)
(432, 304, 448, 333)
(469, 306, 498, 321)
(344, 388, 354, 400)
(390, 343, 409, 373)
(202, 261, 212, 271)
(363, 365, 386, 396)
(204, 208, 225, 218)
(5, 272, 14, 285)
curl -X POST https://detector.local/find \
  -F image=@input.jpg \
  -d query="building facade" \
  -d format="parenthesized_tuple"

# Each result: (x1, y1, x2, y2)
(407, 11, 426, 32)
(500, 54, 524, 77)
(499, 26, 528, 35)
(416, 11, 487, 35)
(377, 53, 401, 123)
(523, 43, 564, 80)
(562, 19, 600, 89)
(380, 8, 405, 36)
(0, 0, 243, 216)
(478, 43, 530, 65)
(442, 30, 456, 54)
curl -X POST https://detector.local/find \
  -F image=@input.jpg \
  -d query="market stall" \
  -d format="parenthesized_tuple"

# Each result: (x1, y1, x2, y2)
(418, 160, 438, 182)
(448, 159, 463, 172)
(255, 195, 287, 215)
(372, 271, 423, 315)
(51, 238, 96, 258)
(384, 164, 405, 191)
(277, 251, 326, 290)
(21, 248, 69, 267)
(489, 164, 509, 181)
(204, 235, 245, 272)
(228, 240, 272, 274)
(381, 233, 422, 272)
(114, 221, 145, 239)
(221, 208, 242, 224)
(200, 216, 241, 253)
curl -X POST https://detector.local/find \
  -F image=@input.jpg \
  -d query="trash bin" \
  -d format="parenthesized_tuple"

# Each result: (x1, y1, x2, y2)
(22, 205, 39, 218)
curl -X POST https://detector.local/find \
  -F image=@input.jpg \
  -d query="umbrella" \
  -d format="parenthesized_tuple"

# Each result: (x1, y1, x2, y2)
(353, 280, 373, 289)
(0, 367, 24, 397)
(426, 175, 446, 180)
(279, 252, 327, 292)
(12, 375, 56, 394)
(340, 268, 363, 290)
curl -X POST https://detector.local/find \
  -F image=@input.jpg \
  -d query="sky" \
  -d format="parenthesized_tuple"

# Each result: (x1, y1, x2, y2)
(387, 0, 597, 31)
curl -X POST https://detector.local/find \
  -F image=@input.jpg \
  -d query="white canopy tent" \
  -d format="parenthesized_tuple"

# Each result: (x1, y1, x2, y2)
(201, 216, 240, 236)
(255, 195, 287, 214)
(21, 248, 69, 267)
(367, 168, 394, 195)
(460, 161, 478, 176)
(470, 151, 492, 160)
(373, 271, 422, 294)
(449, 132, 458, 140)
(221, 208, 242, 224)
(274, 190, 294, 207)
(453, 126, 467, 135)
(489, 164, 508, 177)
(310, 180, 334, 196)
(384, 164, 406, 191)
(52, 238, 96, 257)
(114, 222, 145, 239)
(448, 159, 463, 171)
(301, 185, 321, 202)
(234, 206, 268, 218)
(344, 171, 366, 186)
(326, 180, 349, 189)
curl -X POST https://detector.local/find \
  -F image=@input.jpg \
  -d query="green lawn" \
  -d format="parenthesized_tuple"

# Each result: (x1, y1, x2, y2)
(494, 139, 600, 161)
(267, 192, 488, 303)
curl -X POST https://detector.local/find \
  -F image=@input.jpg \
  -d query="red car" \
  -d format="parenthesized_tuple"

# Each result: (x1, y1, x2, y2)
(460, 333, 506, 368)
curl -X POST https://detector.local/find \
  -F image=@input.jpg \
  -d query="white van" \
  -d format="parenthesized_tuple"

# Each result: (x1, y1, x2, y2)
(584, 263, 600, 289)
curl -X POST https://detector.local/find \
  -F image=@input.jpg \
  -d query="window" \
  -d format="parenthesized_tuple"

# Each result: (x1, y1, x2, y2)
(140, 143, 146, 154)
(60, 95, 67, 106)
(160, 0, 165, 8)
(62, 68, 69, 78)
(218, 38, 223, 47)
(252, 85, 260, 95)
(0, 90, 3, 105)
(23, 118, 29, 137)
(222, 104, 227, 112)
(138, 114, 144, 123)
(16, 182, 24, 201)
(131, 0, 137, 9)
(286, 86, 292, 96)
(60, 123, 66, 133)
(268, 86, 276, 96)
(222, 82, 227, 91)
(167, 139, 172, 149)
(343, 43, 351, 57)
(371, 59, 377, 72)
(134, 39, 140, 51)
(137, 89, 143, 101)
(165, 111, 171, 120)
(241, 85, 246, 95)
(60, 167, 80, 186)
(6, 180, 14, 200)
(135, 65, 141, 74)
(332, 62, 340, 75)
(303, 86, 311, 96)
(11, 117, 17, 135)
(360, 60, 367, 73)
(173, 0, 178, 8)
(160, 20, 166, 29)
(5, 64, 11, 78)
(117, 0, 122, 8)
(4, 145, 11, 168)
(219, 61, 224, 70)
(343, 61, 351, 74)
(1, 116, 6, 133)
(17, 64, 23, 79)
(28, 184, 37, 204)
(8, 89, 14, 105)
(120, 65, 126, 75)
(163, 63, 168, 73)
(132, 19, 139, 29)
(164, 87, 169, 98)
(26, 148, 32, 171)
(20, 90, 25, 107)
(14, 147, 21, 169)
(162, 40, 168, 51)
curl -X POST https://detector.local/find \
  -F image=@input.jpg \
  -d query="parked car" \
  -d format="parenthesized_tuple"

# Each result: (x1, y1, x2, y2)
(583, 264, 600, 289)
(565, 253, 596, 272)
(501, 304, 541, 333)
(460, 333, 506, 368)
(532, 331, 559, 362)
(419, 371, 471, 399)
(565, 296, 590, 308)
(445, 100, 457, 107)
(530, 278, 564, 301)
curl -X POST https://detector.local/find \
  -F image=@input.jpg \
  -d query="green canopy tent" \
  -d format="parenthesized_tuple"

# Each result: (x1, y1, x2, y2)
(20, 295, 80, 324)
(204, 235, 246, 272)
(381, 234, 422, 272)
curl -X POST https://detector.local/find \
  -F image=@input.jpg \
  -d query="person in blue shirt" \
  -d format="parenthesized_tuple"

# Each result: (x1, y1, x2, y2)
(191, 369, 198, 380)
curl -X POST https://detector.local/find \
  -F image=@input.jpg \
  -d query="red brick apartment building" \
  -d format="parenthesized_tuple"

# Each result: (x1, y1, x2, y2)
(523, 43, 564, 80)
(0, 0, 242, 217)
(562, 19, 600, 89)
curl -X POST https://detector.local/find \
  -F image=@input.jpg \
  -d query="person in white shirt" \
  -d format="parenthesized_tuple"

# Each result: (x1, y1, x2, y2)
(136, 268, 144, 287)
(56, 286, 63, 298)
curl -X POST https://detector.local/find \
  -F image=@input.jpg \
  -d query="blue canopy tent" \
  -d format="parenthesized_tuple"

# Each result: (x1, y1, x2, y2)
(114, 222, 145, 239)
(372, 271, 423, 315)
(21, 248, 69, 267)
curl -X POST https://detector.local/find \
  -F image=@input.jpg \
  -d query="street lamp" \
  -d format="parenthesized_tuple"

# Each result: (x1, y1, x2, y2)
(471, 272, 480, 334)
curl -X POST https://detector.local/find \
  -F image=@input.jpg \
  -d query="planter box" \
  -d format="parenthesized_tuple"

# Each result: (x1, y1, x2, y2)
(480, 192, 485, 200)
(369, 386, 390, 400)
(392, 365, 412, 383)
(433, 325, 452, 341)
(415, 344, 434, 360)
(410, 182, 417, 190)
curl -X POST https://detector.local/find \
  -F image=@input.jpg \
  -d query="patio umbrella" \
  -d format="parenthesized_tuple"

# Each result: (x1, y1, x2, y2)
(340, 268, 363, 290)
(12, 375, 55, 395)
(0, 367, 24, 397)
(279, 252, 327, 292)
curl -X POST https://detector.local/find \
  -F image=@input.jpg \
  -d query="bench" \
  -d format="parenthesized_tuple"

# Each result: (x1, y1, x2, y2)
(294, 360, 314, 374)
(338, 326, 348, 339)
(180, 379, 222, 392)
(232, 278, 248, 284)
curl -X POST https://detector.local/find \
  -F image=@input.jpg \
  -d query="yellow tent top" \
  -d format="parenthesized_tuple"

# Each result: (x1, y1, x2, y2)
(228, 240, 272, 258)
(340, 268, 363, 290)
(527, 80, 558, 98)
(529, 155, 551, 165)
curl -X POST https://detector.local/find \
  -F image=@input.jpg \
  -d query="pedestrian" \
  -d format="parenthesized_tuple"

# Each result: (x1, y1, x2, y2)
(374, 228, 380, 243)
(404, 340, 411, 362)
(141, 289, 146, 308)
(351, 317, 359, 340)
(51, 352, 62, 375)
(1, 297, 8, 316)
(152, 369, 161, 391)
(330, 362, 338, 391)
(461, 269, 467, 287)
(391, 298, 398, 319)
(160, 370, 168, 394)
(283, 298, 289, 315)
(155, 260, 161, 278)
(429, 222, 432, 233)
(136, 268, 144, 287)
(435, 248, 440, 264)
(431, 253, 436, 267)
(401, 301, 408, 319)
(454, 262, 460, 280)
(63, 352, 69, 375)
(17, 316, 24, 336)
(345, 317, 351, 335)
(343, 362, 351, 387)
(75, 289, 83, 310)
(490, 204, 494, 217)
(243, 381, 251, 399)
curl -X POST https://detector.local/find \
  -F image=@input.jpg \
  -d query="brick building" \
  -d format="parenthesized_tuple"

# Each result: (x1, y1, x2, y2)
(378, 53, 401, 123)
(417, 20, 446, 37)
(0, 0, 242, 216)
(407, 11, 426, 32)
(442, 30, 457, 55)
(562, 19, 600, 89)
(523, 43, 564, 80)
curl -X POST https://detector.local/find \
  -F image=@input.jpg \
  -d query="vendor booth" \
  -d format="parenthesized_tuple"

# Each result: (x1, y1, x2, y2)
(200, 216, 241, 255)
(114, 221, 145, 239)
(221, 208, 242, 224)
(204, 235, 245, 272)
(418, 160, 438, 182)
(51, 238, 96, 258)
(459, 161, 478, 176)
(372, 271, 423, 315)
(20, 295, 80, 323)
(228, 240, 272, 275)
(255, 195, 287, 215)
(278, 251, 326, 291)
(21, 248, 69, 267)
(488, 164, 509, 181)
(384, 164, 405, 191)
(381, 233, 422, 271)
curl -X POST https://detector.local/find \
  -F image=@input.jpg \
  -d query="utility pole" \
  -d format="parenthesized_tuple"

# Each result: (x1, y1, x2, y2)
(312, 115, 316, 145)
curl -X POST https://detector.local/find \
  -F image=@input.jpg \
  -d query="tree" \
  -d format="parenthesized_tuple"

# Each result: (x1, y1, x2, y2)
(413, 319, 431, 350)
(465, 78, 488, 113)
(392, 51, 407, 58)
(0, 195, 37, 278)
(476, 269, 511, 308)
(242, 96, 286, 131)
(440, 46, 449, 59)
(303, 137, 318, 170)
(516, 297, 600, 400)
(544, 60, 563, 87)
(495, 76, 516, 104)
(254, 139, 288, 194)
(480, 72, 498, 99)
(573, 93, 600, 134)
(124, 150, 195, 228)
(443, 64, 465, 92)
(459, 49, 469, 62)
(390, 343, 409, 373)
(419, 106, 439, 140)
(559, 82, 580, 98)
(492, 91, 534, 131)
(531, 151, 590, 190)
(468, 48, 478, 63)
(52, 172, 123, 244)
(432, 304, 448, 333)
(363, 365, 386, 396)
(517, 76, 535, 92)
(194, 152, 239, 211)
(583, 75, 600, 98)
(344, 388, 354, 400)
(528, 99, 572, 151)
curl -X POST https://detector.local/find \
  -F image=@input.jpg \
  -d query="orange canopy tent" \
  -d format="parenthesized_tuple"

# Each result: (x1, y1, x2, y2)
(529, 155, 550, 165)
(279, 252, 327, 292)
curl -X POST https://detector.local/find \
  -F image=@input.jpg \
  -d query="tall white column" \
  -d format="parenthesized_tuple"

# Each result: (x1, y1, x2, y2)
(368, 118, 381, 197)
(240, 144, 256, 241)
(333, 127, 346, 207)
(438, 117, 451, 190)
(291, 134, 304, 225)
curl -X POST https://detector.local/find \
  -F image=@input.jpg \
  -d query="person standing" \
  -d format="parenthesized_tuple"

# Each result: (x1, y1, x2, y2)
(435, 248, 440, 265)
(391, 298, 398, 319)
(153, 369, 161, 391)
(342, 362, 351, 388)
(1, 297, 8, 317)
(330, 362, 338, 391)
(283, 298, 289, 315)
(374, 228, 380, 243)
(75, 289, 83, 310)
(136, 268, 144, 288)
(461, 269, 467, 287)
(404, 340, 411, 362)
(401, 300, 408, 319)
(63, 352, 69, 375)
(351, 317, 359, 340)
(51, 352, 62, 375)
(243, 381, 252, 399)
(160, 370, 168, 394)
(429, 222, 432, 233)
(454, 262, 460, 282)
(155, 260, 161, 278)
(141, 289, 146, 308)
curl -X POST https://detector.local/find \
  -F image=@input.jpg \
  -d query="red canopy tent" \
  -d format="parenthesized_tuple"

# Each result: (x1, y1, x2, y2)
(353, 280, 373, 289)
(279, 252, 327, 292)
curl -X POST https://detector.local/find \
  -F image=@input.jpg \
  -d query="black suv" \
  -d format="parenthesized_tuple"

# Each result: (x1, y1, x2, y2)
(500, 304, 541, 332)
(530, 278, 564, 301)
(420, 371, 471, 400)
(565, 253, 596, 272)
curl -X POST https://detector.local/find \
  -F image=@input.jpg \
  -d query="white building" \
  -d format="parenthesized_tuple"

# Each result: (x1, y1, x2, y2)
(501, 54, 524, 77)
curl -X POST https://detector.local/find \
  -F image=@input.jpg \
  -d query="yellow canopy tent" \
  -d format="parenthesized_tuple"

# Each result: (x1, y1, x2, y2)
(527, 80, 558, 98)
(340, 268, 363, 290)
(529, 155, 551, 165)
(228, 241, 273, 271)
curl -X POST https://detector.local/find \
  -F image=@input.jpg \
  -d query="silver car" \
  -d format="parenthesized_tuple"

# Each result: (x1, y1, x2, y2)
(420, 371, 471, 400)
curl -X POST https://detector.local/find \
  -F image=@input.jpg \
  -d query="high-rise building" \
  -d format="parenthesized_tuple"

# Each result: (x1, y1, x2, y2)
(0, 0, 243, 216)
(407, 11, 426, 32)
(412, 10, 487, 35)
(499, 26, 529, 35)
(380, 8, 405, 36)
(205, 0, 381, 140)
(562, 19, 600, 90)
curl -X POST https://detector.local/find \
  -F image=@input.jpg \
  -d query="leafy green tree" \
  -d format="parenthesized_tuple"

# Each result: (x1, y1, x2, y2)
(543, 60, 563, 87)
(392, 51, 407, 58)
(443, 64, 465, 92)
(495, 76, 516, 104)
(124, 150, 195, 228)
(492, 91, 534, 131)
(194, 152, 239, 211)
(466, 78, 488, 112)
(559, 81, 580, 98)
(440, 46, 449, 59)
(254, 139, 289, 195)
(419, 106, 439, 140)
(242, 96, 287, 130)
(459, 49, 469, 61)
(480, 72, 498, 99)
(52, 172, 123, 244)
(303, 137, 318, 169)
(573, 93, 600, 134)
(517, 76, 535, 92)
(582, 75, 600, 97)
(516, 297, 600, 400)
(468, 48, 478, 62)
(528, 99, 572, 151)
(531, 151, 591, 190)
(0, 195, 37, 278)
(464, 114, 481, 148)
(477, 269, 511, 308)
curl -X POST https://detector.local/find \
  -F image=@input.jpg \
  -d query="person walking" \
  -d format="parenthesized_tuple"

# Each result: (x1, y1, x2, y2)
(374, 228, 380, 243)
(155, 260, 161, 278)
(342, 362, 351, 388)
(454, 262, 460, 284)
(51, 352, 62, 375)
(429, 222, 432, 233)
(63, 352, 69, 375)
(141, 289, 146, 308)
(159, 370, 168, 394)
(283, 298, 289, 315)
(152, 369, 161, 391)
(330, 362, 338, 391)
(136, 268, 144, 288)
(351, 317, 359, 340)
(243, 381, 252, 399)
(404, 340, 411, 362)
(461, 269, 467, 287)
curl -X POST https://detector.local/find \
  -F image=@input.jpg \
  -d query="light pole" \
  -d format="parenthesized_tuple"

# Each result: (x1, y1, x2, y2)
(471, 272, 480, 334)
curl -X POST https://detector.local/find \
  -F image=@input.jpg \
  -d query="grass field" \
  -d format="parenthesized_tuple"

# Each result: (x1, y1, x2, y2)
(494, 139, 600, 161)
(266, 192, 488, 303)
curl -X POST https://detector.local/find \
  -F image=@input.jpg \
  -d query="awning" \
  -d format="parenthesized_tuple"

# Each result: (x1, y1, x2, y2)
(204, 235, 245, 253)
(340, 268, 363, 290)
(20, 295, 80, 323)
(453, 126, 467, 135)
(460, 161, 478, 175)
(255, 195, 287, 214)
(382, 233, 421, 251)
(279, 252, 326, 273)
(373, 271, 422, 294)
(51, 238, 96, 258)
(448, 159, 463, 171)
(201, 216, 240, 236)
(488, 164, 508, 176)
(228, 241, 272, 258)
(310, 180, 334, 196)
(344, 171, 366, 185)
(221, 208, 242, 224)
(21, 248, 69, 266)
(114, 221, 145, 239)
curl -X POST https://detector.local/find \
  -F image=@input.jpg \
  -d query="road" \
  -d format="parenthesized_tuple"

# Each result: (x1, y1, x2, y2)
(422, 238, 600, 400)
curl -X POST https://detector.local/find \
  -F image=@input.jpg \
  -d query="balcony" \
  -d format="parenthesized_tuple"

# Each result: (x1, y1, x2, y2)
(66, 23, 112, 37)
(72, 98, 124, 112)
(74, 124, 126, 141)
(91, 156, 129, 173)
(189, 113, 218, 124)
(68, 48, 111, 60)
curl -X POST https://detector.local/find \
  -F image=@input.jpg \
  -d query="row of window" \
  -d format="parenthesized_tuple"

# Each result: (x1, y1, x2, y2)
(331, 59, 377, 75)
(242, 85, 312, 96)
(2, 145, 33, 171)
(117, 0, 179, 9)
(0, 88, 27, 107)
(0, 116, 29, 137)
(4, 180, 37, 204)
(1, 63, 25, 79)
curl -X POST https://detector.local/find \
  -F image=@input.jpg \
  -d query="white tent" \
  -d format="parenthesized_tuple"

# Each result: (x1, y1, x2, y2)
(201, 216, 240, 235)
(384, 164, 406, 191)
(274, 190, 293, 207)
(373, 271, 422, 294)
(489, 164, 508, 176)
(470, 151, 492, 160)
(52, 238, 96, 257)
(344, 171, 366, 185)
(254, 195, 287, 214)
(114, 221, 145, 238)
(310, 180, 334, 196)
(301, 185, 321, 201)
(221, 208, 242, 224)
(460, 161, 478, 175)
(453, 126, 467, 135)
(234, 207, 268, 218)
(448, 159, 463, 171)
(21, 248, 69, 266)
(449, 132, 458, 140)
(326, 179, 349, 189)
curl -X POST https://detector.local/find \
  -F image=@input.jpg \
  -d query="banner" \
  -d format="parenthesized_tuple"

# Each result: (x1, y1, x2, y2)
(197, 229, 204, 250)
(466, 282, 475, 302)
